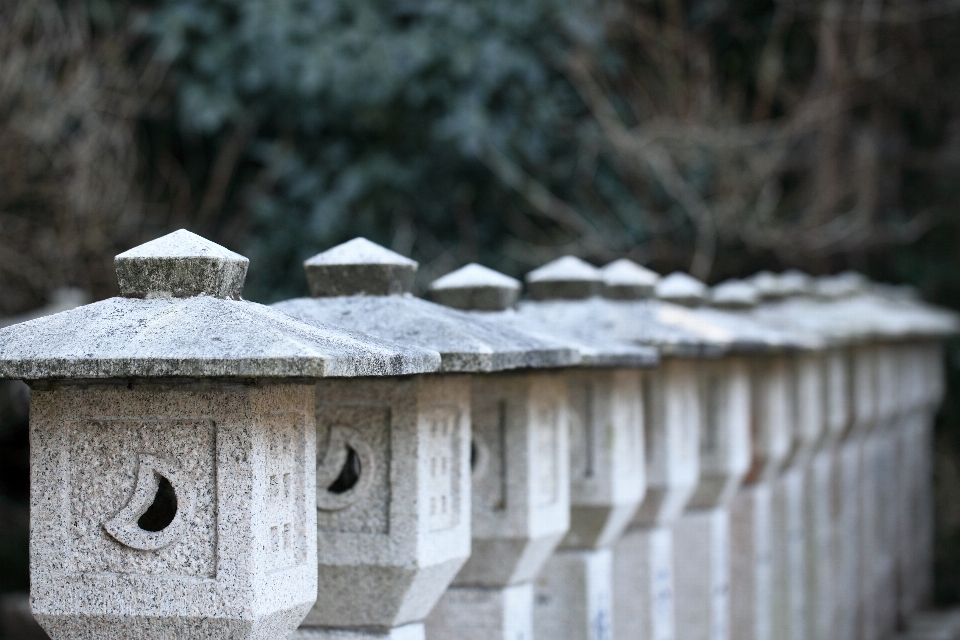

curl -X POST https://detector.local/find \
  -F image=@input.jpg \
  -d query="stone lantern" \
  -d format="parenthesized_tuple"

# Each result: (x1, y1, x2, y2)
(273, 240, 580, 640)
(657, 273, 805, 640)
(429, 259, 660, 640)
(509, 258, 736, 640)
(0, 230, 441, 640)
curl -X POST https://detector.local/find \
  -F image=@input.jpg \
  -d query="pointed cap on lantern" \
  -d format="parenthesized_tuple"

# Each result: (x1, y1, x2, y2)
(710, 279, 760, 310)
(428, 263, 522, 311)
(601, 259, 660, 300)
(276, 241, 581, 373)
(115, 229, 249, 299)
(525, 256, 603, 300)
(0, 231, 442, 379)
(655, 272, 708, 307)
(304, 237, 418, 297)
(778, 269, 813, 297)
(813, 271, 870, 300)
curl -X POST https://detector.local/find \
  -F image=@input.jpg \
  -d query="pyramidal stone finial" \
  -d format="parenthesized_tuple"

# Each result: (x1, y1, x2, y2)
(778, 269, 812, 297)
(304, 237, 418, 297)
(428, 263, 522, 311)
(601, 259, 660, 300)
(749, 270, 781, 300)
(655, 272, 708, 307)
(525, 256, 602, 300)
(710, 279, 760, 310)
(814, 271, 870, 299)
(114, 229, 248, 300)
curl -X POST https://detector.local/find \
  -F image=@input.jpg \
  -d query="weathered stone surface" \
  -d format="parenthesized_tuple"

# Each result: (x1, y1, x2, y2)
(114, 229, 248, 300)
(655, 272, 707, 307)
(293, 623, 425, 639)
(0, 296, 441, 380)
(729, 484, 772, 640)
(526, 256, 603, 300)
(601, 259, 659, 300)
(304, 376, 472, 631)
(452, 372, 571, 588)
(428, 263, 522, 311)
(673, 509, 731, 640)
(277, 240, 580, 373)
(304, 238, 418, 297)
(30, 381, 319, 640)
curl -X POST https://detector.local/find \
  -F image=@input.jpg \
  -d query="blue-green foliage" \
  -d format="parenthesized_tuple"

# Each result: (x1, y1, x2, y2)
(143, 0, 608, 301)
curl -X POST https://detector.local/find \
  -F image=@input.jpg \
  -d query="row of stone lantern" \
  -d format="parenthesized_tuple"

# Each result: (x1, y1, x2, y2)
(0, 229, 954, 640)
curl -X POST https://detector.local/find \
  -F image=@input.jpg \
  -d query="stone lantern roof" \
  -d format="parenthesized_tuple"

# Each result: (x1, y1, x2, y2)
(428, 263, 660, 368)
(274, 239, 581, 373)
(0, 230, 441, 380)
(601, 259, 660, 300)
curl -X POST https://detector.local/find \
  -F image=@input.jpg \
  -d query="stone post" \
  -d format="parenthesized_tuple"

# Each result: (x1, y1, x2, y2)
(0, 230, 442, 640)
(516, 260, 746, 640)
(668, 275, 806, 640)
(274, 240, 581, 640)
(431, 258, 660, 640)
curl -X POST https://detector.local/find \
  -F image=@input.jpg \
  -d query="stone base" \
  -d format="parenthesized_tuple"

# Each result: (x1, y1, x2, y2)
(424, 583, 532, 640)
(729, 484, 771, 640)
(613, 527, 673, 640)
(770, 465, 806, 640)
(673, 508, 730, 640)
(804, 448, 835, 640)
(535, 548, 613, 640)
(292, 622, 424, 640)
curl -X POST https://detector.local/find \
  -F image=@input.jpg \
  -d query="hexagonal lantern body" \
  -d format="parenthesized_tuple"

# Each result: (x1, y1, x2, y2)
(0, 230, 441, 640)
(430, 260, 660, 640)
(656, 275, 806, 640)
(274, 239, 581, 640)
(512, 262, 734, 640)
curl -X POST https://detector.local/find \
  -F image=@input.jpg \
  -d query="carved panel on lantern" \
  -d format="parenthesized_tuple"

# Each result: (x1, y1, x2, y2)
(424, 406, 461, 532)
(315, 405, 391, 535)
(68, 418, 217, 578)
(263, 412, 308, 572)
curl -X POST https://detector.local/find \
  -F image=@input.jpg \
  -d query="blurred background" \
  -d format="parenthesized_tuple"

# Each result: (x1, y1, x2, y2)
(3, 0, 960, 627)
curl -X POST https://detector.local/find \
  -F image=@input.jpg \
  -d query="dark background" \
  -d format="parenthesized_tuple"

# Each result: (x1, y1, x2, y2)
(4, 0, 960, 608)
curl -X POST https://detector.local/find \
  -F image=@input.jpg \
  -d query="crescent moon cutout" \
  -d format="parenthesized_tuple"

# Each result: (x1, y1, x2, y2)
(103, 454, 196, 551)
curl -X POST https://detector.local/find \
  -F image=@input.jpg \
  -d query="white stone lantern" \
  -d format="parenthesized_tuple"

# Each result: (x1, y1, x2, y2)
(514, 260, 740, 640)
(660, 273, 805, 640)
(430, 259, 660, 640)
(0, 230, 441, 640)
(273, 240, 580, 640)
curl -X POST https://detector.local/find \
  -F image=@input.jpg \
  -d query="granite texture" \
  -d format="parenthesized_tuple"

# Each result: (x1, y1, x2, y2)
(454, 372, 570, 588)
(30, 381, 318, 640)
(425, 584, 533, 640)
(114, 229, 248, 300)
(304, 238, 418, 297)
(601, 259, 659, 300)
(428, 263, 522, 311)
(654, 272, 707, 307)
(0, 296, 441, 379)
(301, 375, 471, 631)
(525, 256, 603, 301)
(274, 295, 580, 373)
(0, 231, 441, 380)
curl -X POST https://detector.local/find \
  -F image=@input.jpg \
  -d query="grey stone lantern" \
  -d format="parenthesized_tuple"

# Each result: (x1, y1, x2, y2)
(429, 259, 660, 640)
(511, 257, 734, 640)
(273, 241, 581, 640)
(655, 272, 807, 640)
(0, 230, 441, 640)
(601, 259, 660, 300)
